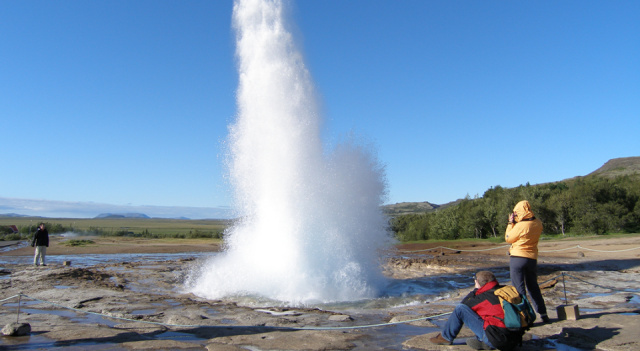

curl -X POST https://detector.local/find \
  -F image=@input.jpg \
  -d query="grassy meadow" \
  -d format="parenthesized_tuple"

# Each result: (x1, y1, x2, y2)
(0, 217, 231, 239)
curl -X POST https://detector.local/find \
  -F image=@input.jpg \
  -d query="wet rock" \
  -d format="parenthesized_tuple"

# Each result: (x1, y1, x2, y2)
(540, 278, 557, 289)
(403, 330, 475, 350)
(74, 296, 103, 308)
(402, 334, 433, 350)
(101, 310, 129, 319)
(122, 340, 204, 349)
(165, 313, 210, 326)
(210, 330, 361, 351)
(389, 315, 437, 327)
(328, 314, 353, 322)
(575, 293, 631, 308)
(255, 307, 302, 316)
(2, 322, 31, 336)
(206, 343, 246, 351)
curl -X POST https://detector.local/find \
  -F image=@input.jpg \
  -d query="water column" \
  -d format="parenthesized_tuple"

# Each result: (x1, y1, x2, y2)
(187, 0, 391, 305)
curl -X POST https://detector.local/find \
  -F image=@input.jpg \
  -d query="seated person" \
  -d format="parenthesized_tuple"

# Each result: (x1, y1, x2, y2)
(430, 270, 513, 350)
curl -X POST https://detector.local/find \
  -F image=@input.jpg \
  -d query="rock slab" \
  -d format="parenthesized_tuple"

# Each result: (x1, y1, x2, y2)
(2, 322, 31, 336)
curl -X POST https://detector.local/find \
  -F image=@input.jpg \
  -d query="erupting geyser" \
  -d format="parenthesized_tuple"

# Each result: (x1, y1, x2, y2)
(186, 0, 391, 305)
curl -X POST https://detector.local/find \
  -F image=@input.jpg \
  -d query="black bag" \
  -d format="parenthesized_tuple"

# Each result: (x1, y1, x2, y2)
(485, 325, 523, 351)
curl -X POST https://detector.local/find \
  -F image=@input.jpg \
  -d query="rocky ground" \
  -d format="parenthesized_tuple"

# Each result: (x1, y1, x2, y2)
(0, 235, 639, 350)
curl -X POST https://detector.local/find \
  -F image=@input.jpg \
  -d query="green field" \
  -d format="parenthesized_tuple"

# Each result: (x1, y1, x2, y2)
(0, 217, 231, 239)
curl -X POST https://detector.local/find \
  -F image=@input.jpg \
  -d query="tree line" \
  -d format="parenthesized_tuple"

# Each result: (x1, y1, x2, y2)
(390, 175, 640, 242)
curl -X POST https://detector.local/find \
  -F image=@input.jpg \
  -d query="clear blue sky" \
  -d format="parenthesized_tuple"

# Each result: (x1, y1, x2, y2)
(1, 1, 638, 218)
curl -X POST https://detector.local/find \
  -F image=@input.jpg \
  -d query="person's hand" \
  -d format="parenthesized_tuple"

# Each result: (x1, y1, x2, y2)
(508, 212, 516, 223)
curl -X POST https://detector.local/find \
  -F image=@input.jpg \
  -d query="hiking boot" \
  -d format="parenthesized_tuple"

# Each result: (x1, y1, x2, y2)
(466, 338, 494, 350)
(429, 333, 452, 345)
(541, 314, 551, 324)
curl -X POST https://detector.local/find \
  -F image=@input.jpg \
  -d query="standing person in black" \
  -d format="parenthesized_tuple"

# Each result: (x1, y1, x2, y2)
(32, 223, 49, 266)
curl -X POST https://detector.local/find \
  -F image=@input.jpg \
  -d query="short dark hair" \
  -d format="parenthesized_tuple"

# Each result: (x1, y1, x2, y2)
(475, 271, 496, 287)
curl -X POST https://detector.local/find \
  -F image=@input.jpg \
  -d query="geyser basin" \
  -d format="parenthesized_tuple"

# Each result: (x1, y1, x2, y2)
(186, 0, 391, 305)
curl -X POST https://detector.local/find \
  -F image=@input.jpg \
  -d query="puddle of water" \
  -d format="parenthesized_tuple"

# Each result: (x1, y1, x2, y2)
(155, 330, 209, 342)
(13, 305, 129, 328)
(3, 300, 42, 307)
(579, 308, 599, 313)
(54, 285, 77, 289)
(0, 241, 29, 252)
(581, 292, 609, 298)
(0, 252, 211, 268)
(355, 322, 439, 350)
(551, 340, 592, 351)
(131, 309, 157, 315)
(20, 308, 77, 318)
(200, 307, 219, 316)
(71, 312, 120, 327)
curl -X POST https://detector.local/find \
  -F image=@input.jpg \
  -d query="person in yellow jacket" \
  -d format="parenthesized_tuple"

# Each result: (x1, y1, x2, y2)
(505, 200, 550, 323)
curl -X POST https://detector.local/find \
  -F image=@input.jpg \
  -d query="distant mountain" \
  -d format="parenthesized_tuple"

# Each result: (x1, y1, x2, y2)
(95, 213, 150, 219)
(0, 213, 31, 218)
(587, 156, 640, 178)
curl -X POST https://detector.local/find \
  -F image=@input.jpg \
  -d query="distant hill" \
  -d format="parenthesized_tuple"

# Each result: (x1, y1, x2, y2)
(587, 156, 640, 178)
(383, 201, 439, 216)
(0, 213, 30, 218)
(384, 156, 639, 216)
(382, 199, 463, 216)
(95, 213, 150, 219)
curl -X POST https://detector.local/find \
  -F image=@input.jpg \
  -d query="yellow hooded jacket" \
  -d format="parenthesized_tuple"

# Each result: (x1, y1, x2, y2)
(505, 200, 543, 260)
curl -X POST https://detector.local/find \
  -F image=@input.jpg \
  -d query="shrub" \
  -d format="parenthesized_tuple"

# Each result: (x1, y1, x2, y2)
(64, 239, 95, 247)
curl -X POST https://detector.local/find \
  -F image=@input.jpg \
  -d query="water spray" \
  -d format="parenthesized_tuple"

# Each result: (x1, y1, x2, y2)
(186, 0, 390, 305)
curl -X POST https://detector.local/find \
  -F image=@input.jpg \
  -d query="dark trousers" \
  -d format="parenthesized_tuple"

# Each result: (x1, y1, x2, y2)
(510, 256, 547, 316)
